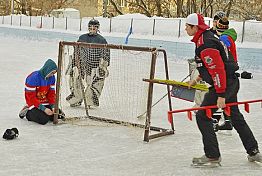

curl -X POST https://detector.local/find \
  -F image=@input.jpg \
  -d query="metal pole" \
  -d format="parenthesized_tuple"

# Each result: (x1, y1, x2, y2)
(109, 18, 112, 33)
(52, 17, 54, 29)
(144, 50, 157, 142)
(65, 17, 68, 30)
(178, 19, 181, 38)
(40, 16, 42, 28)
(241, 20, 246, 43)
(152, 19, 155, 35)
(29, 15, 31, 27)
(19, 15, 22, 26)
(79, 18, 82, 31)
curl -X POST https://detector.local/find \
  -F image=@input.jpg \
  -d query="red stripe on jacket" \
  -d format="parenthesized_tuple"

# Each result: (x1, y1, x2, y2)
(200, 48, 226, 94)
(25, 84, 55, 109)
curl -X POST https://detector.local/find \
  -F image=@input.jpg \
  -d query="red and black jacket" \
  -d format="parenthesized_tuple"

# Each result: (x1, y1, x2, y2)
(192, 29, 239, 98)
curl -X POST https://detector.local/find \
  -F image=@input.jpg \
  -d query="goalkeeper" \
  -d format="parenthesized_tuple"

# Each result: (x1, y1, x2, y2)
(66, 18, 110, 108)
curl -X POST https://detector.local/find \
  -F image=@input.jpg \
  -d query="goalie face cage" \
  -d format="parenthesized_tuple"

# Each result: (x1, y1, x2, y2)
(54, 41, 174, 142)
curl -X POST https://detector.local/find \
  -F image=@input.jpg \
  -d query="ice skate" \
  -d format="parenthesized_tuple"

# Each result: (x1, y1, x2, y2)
(191, 155, 221, 167)
(247, 152, 262, 163)
(58, 109, 66, 120)
(19, 105, 29, 119)
(66, 93, 83, 107)
(69, 101, 82, 107)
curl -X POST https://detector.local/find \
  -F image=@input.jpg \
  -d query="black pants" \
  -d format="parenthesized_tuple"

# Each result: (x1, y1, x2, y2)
(196, 77, 258, 158)
(26, 106, 54, 125)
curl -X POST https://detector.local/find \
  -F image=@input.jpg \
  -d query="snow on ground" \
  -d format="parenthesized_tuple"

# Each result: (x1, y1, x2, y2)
(0, 28, 262, 176)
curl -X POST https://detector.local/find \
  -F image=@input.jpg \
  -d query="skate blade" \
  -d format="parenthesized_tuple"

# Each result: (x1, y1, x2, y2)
(248, 158, 262, 164)
(191, 162, 221, 168)
(217, 130, 233, 136)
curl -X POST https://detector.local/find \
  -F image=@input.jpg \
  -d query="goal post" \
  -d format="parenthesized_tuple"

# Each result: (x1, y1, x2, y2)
(54, 41, 174, 142)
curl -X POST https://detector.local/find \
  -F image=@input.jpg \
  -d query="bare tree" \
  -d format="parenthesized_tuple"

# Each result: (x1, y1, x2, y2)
(1, 0, 261, 20)
(176, 0, 183, 17)
(108, 0, 123, 15)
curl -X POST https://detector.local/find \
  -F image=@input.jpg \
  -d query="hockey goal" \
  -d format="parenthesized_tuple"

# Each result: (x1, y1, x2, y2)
(54, 41, 174, 142)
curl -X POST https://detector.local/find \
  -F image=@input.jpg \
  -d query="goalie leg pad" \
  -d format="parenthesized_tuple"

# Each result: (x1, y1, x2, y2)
(84, 77, 105, 107)
(66, 67, 83, 106)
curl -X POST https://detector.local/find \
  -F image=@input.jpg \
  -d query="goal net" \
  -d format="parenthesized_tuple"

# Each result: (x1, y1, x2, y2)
(54, 41, 174, 141)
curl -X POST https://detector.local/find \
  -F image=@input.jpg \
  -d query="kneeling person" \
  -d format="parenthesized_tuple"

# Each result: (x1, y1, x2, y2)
(19, 59, 59, 125)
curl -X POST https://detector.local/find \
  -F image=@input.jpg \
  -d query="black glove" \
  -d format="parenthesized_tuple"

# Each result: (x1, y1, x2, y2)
(3, 128, 19, 140)
(241, 71, 253, 79)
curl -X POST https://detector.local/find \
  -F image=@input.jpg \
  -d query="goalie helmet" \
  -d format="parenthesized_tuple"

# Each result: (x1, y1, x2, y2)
(88, 19, 100, 35)
(88, 19, 100, 28)
(214, 11, 226, 21)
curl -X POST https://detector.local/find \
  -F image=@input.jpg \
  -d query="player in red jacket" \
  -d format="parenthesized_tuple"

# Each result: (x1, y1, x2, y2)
(19, 59, 59, 125)
(185, 13, 261, 166)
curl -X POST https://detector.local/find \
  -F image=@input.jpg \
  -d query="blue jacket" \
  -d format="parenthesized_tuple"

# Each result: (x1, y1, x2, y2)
(25, 59, 57, 111)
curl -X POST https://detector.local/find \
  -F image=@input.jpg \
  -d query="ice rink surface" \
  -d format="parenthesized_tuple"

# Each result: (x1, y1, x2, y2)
(0, 33, 262, 176)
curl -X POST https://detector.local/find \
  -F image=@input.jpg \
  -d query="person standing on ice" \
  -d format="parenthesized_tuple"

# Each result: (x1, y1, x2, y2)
(185, 13, 262, 166)
(66, 18, 110, 108)
(190, 15, 236, 132)
(210, 11, 226, 35)
(216, 17, 238, 63)
(18, 59, 62, 125)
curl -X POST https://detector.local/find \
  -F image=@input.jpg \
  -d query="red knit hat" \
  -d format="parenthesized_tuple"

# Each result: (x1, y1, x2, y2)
(186, 13, 209, 30)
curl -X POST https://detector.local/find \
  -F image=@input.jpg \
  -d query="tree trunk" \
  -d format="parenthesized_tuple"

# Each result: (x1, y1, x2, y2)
(109, 0, 123, 15)
(176, 0, 182, 17)
(155, 0, 162, 16)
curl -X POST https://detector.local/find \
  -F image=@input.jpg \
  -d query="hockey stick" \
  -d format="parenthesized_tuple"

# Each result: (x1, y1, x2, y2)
(74, 46, 90, 118)
(137, 73, 191, 118)
(143, 79, 208, 91)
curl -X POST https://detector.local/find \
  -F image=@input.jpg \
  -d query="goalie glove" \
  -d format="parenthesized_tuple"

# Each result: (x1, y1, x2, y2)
(72, 66, 80, 78)
(96, 59, 109, 78)
(96, 67, 109, 78)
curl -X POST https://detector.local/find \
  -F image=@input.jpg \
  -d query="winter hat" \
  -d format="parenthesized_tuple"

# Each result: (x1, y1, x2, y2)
(186, 13, 209, 30)
(214, 11, 226, 21)
(3, 128, 19, 140)
(216, 17, 229, 32)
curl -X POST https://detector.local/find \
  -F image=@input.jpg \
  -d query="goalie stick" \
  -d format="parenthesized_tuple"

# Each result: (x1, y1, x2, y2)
(137, 74, 191, 118)
(143, 78, 209, 91)
(191, 162, 221, 168)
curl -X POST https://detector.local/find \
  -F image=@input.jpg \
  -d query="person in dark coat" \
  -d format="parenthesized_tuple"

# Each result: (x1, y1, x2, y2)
(185, 13, 261, 165)
(210, 11, 226, 35)
(66, 19, 110, 108)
